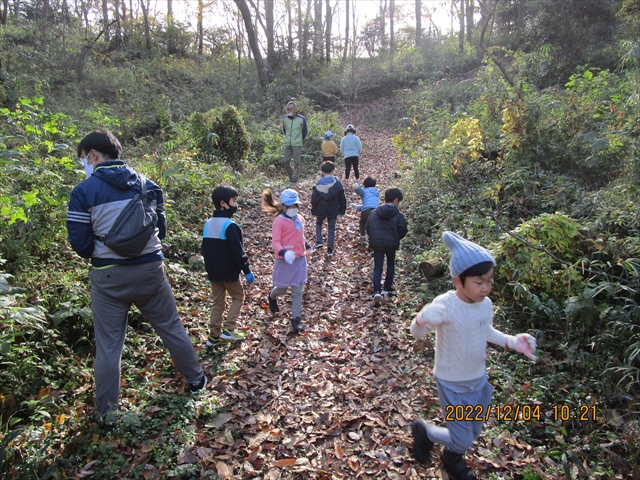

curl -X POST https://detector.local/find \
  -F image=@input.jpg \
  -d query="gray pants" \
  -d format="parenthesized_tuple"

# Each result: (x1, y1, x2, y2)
(283, 145, 302, 182)
(426, 376, 493, 454)
(270, 284, 303, 318)
(89, 261, 204, 419)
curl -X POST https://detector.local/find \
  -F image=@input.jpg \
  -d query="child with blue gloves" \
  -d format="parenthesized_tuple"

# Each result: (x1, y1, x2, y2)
(410, 232, 537, 479)
(201, 184, 255, 344)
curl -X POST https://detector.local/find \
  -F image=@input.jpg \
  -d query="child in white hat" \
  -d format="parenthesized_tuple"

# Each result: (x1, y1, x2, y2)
(261, 188, 311, 333)
(410, 231, 537, 479)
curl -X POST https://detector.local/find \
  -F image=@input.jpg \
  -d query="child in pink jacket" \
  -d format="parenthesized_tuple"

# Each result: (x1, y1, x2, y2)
(261, 188, 310, 333)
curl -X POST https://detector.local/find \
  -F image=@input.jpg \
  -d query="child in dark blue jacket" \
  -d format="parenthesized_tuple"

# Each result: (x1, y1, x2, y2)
(351, 176, 380, 243)
(311, 161, 347, 257)
(201, 184, 255, 344)
(366, 187, 408, 306)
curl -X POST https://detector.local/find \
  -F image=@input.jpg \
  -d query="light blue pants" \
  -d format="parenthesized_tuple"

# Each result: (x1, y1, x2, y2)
(426, 376, 494, 454)
(90, 261, 204, 420)
(271, 284, 303, 318)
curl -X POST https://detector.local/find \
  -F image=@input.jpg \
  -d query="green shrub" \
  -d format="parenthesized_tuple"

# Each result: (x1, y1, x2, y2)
(189, 105, 251, 171)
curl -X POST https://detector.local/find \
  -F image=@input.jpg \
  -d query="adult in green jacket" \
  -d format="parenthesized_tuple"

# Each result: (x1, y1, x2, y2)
(282, 101, 308, 183)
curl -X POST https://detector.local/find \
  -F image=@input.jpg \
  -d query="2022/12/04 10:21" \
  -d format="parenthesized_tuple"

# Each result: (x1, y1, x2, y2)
(551, 404, 598, 421)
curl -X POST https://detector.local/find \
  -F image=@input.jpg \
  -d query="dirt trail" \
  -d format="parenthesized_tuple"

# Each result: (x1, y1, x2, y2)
(184, 124, 515, 479)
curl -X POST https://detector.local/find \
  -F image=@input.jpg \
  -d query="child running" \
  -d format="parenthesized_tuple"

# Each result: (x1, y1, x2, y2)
(311, 161, 346, 257)
(410, 231, 537, 480)
(351, 176, 380, 244)
(201, 184, 254, 345)
(261, 188, 310, 333)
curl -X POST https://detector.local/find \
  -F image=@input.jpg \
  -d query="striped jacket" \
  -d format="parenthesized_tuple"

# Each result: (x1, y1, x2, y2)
(66, 161, 165, 267)
(201, 211, 250, 282)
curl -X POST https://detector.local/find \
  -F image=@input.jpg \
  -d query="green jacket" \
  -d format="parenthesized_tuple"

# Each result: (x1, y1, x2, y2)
(282, 114, 308, 147)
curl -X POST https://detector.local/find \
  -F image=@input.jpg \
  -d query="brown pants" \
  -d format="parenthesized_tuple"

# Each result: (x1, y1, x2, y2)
(209, 280, 245, 337)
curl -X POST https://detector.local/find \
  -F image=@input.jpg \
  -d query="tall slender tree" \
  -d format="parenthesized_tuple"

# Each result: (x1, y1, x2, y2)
(2, 0, 8, 25)
(298, 0, 303, 90)
(313, 0, 322, 59)
(343, 0, 349, 61)
(459, 0, 464, 52)
(325, 0, 331, 63)
(234, 0, 269, 89)
(466, 0, 474, 45)
(102, 0, 110, 41)
(197, 0, 204, 54)
(265, 0, 274, 66)
(140, 0, 151, 50)
(415, 0, 421, 47)
(389, 0, 395, 54)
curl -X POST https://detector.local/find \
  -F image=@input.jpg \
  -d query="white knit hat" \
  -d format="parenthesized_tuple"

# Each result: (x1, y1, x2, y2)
(442, 231, 495, 277)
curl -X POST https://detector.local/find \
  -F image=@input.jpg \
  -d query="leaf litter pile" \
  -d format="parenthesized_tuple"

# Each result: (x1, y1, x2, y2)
(67, 122, 604, 480)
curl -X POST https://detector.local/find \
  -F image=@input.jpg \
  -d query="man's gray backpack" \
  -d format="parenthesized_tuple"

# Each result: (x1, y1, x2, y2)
(99, 175, 158, 257)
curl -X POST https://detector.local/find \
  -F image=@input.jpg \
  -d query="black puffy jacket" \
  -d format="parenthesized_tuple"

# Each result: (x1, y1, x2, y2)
(311, 176, 347, 218)
(366, 204, 408, 251)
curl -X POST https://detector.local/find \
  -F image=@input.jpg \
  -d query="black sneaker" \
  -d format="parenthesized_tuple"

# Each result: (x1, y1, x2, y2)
(381, 287, 396, 296)
(411, 419, 434, 465)
(189, 374, 208, 395)
(314, 242, 323, 249)
(291, 317, 304, 333)
(440, 449, 477, 480)
(268, 293, 279, 313)
(327, 247, 334, 256)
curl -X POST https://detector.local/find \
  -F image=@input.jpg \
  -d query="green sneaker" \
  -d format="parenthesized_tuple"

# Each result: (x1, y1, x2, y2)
(219, 329, 247, 341)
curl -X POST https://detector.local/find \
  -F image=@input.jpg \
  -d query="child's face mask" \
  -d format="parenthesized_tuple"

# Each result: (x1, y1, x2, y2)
(285, 208, 298, 218)
(82, 154, 93, 178)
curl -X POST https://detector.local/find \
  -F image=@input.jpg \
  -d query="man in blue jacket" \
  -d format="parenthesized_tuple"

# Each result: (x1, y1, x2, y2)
(282, 101, 308, 183)
(66, 130, 207, 426)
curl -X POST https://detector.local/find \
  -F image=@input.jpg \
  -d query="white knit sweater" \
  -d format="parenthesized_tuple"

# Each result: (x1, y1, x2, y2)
(432, 290, 511, 382)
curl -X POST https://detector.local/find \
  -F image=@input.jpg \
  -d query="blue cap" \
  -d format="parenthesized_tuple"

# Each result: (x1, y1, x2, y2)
(442, 231, 495, 277)
(280, 189, 301, 206)
(325, 131, 333, 139)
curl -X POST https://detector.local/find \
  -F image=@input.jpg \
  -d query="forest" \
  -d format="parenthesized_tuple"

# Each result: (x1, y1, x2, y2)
(0, 0, 639, 478)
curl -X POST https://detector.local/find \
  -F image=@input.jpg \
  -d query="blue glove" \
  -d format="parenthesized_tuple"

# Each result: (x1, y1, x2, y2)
(245, 272, 255, 284)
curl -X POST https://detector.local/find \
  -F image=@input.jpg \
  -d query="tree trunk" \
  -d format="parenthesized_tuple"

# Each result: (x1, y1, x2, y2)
(286, 0, 293, 57)
(419, 259, 445, 279)
(197, 0, 204, 54)
(2, 0, 8, 25)
(265, 0, 274, 66)
(459, 0, 464, 52)
(415, 0, 421, 47)
(343, 0, 349, 61)
(465, 0, 473, 45)
(379, 0, 386, 52)
(325, 0, 331, 63)
(102, 0, 110, 41)
(114, 0, 122, 40)
(15, 0, 20, 22)
(389, 0, 395, 54)
(140, 0, 151, 50)
(313, 0, 322, 59)
(298, 0, 303, 91)
(234, 0, 269, 90)
(303, 0, 312, 62)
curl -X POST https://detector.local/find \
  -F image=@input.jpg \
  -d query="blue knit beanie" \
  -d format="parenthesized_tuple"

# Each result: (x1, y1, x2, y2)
(442, 231, 495, 277)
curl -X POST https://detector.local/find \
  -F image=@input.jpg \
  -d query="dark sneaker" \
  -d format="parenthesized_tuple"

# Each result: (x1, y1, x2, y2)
(373, 292, 382, 307)
(441, 449, 477, 480)
(411, 419, 434, 465)
(189, 374, 208, 395)
(327, 247, 334, 256)
(314, 242, 323, 249)
(291, 317, 304, 333)
(381, 287, 396, 296)
(268, 293, 279, 313)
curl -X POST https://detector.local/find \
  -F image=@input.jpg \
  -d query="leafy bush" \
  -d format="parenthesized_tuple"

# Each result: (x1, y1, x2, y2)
(189, 105, 251, 171)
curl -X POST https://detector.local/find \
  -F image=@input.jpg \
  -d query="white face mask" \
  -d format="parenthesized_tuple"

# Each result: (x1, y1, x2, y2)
(82, 155, 93, 178)
(286, 208, 298, 218)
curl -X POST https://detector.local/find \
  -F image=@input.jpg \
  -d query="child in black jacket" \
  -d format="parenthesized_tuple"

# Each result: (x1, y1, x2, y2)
(366, 187, 408, 306)
(311, 161, 347, 257)
(201, 184, 255, 344)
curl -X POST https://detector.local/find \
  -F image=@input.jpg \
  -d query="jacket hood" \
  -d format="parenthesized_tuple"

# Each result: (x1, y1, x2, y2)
(377, 203, 399, 219)
(93, 161, 139, 190)
(315, 176, 336, 195)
